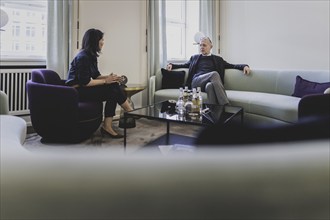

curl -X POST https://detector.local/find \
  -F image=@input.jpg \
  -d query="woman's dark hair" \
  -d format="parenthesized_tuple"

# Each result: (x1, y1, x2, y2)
(81, 28, 104, 57)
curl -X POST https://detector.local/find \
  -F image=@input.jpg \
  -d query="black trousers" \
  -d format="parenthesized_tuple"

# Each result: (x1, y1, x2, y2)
(76, 83, 127, 117)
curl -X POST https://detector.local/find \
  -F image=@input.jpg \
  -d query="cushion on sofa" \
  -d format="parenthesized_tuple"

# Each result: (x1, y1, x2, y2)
(292, 75, 330, 98)
(161, 68, 185, 89)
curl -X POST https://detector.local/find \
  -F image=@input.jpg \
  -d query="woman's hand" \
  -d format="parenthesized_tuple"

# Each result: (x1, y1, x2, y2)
(105, 73, 122, 84)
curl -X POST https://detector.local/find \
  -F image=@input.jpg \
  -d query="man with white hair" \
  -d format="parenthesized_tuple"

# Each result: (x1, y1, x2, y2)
(166, 37, 250, 105)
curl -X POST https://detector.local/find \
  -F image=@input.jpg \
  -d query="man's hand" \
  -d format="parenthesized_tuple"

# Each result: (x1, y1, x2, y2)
(243, 66, 251, 75)
(166, 64, 173, 71)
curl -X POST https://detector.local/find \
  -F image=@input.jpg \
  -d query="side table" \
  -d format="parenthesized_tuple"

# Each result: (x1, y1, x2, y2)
(119, 84, 146, 128)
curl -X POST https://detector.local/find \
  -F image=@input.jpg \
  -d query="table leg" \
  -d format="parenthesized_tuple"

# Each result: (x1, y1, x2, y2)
(124, 113, 127, 151)
(119, 96, 136, 128)
(241, 109, 244, 124)
(166, 121, 170, 145)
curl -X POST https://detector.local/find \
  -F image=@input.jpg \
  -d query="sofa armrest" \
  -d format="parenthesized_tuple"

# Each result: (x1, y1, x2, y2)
(149, 75, 156, 105)
(0, 90, 9, 114)
(0, 115, 27, 146)
(298, 93, 330, 119)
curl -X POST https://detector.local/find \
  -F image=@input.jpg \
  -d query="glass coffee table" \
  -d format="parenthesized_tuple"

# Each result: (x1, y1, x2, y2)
(123, 101, 243, 149)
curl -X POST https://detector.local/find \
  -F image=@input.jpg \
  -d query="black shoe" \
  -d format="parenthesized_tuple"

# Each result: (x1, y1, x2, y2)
(100, 127, 124, 139)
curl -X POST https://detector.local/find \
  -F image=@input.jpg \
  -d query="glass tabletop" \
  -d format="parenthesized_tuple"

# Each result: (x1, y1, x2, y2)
(125, 101, 243, 126)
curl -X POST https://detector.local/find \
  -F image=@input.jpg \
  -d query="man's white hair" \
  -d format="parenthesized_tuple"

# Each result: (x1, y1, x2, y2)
(200, 36, 212, 45)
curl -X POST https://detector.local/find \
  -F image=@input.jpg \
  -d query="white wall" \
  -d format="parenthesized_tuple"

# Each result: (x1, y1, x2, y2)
(220, 1, 329, 70)
(72, 0, 147, 107)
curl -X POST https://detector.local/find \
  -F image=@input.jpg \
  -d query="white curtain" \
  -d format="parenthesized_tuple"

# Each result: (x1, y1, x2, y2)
(47, 0, 72, 78)
(147, 0, 167, 78)
(147, 0, 167, 104)
(199, 0, 216, 46)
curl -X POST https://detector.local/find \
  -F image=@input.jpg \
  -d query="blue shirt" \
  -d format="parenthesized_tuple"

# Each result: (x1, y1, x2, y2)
(66, 50, 101, 86)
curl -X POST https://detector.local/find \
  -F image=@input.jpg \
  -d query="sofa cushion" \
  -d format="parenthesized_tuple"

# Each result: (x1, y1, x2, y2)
(227, 90, 300, 123)
(155, 89, 180, 103)
(292, 75, 330, 98)
(161, 68, 185, 89)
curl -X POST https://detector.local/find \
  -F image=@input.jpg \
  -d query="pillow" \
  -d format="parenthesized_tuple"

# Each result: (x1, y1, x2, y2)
(161, 68, 185, 89)
(292, 75, 330, 98)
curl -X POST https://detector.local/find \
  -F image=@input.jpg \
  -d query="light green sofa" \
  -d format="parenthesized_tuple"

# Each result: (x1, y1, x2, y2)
(149, 69, 330, 125)
(0, 90, 27, 150)
(0, 90, 9, 115)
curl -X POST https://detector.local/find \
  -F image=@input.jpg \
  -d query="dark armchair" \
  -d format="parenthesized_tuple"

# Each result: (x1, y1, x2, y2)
(298, 93, 330, 119)
(26, 69, 103, 143)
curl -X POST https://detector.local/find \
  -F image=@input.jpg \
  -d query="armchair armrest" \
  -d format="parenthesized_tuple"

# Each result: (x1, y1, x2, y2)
(26, 81, 79, 119)
(60, 79, 67, 85)
(298, 93, 330, 119)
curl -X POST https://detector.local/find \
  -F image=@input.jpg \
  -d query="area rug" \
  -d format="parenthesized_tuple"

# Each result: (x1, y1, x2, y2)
(23, 118, 202, 154)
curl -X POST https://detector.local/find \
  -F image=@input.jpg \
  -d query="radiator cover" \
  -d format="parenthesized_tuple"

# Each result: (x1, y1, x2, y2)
(0, 70, 31, 115)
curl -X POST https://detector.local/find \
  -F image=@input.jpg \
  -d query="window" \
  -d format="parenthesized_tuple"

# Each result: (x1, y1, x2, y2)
(12, 23, 20, 37)
(0, 0, 47, 61)
(165, 0, 199, 62)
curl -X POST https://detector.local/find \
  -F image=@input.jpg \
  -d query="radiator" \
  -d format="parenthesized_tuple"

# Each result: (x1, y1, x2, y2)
(0, 70, 31, 115)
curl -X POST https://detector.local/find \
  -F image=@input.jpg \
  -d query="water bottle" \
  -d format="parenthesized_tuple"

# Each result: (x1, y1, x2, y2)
(183, 86, 189, 103)
(197, 87, 203, 114)
(184, 91, 193, 116)
(192, 88, 199, 113)
(176, 87, 185, 115)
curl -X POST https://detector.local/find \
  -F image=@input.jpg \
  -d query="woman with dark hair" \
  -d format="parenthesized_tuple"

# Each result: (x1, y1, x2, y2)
(66, 28, 132, 138)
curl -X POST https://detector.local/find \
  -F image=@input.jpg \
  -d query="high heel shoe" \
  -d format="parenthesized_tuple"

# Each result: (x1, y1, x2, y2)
(100, 127, 124, 139)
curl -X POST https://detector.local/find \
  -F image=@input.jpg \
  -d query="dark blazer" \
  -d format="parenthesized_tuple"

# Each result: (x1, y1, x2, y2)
(171, 54, 248, 88)
(66, 50, 101, 86)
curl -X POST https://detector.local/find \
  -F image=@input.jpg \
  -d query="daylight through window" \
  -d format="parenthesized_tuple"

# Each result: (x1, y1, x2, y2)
(165, 0, 199, 62)
(0, 0, 47, 61)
